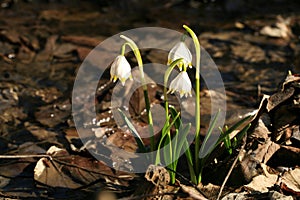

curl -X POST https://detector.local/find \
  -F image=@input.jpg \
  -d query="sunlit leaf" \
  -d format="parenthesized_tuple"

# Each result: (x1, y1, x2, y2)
(118, 109, 146, 153)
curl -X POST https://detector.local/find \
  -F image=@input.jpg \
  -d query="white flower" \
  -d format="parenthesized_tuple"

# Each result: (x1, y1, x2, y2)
(110, 55, 132, 86)
(168, 42, 192, 70)
(168, 71, 192, 98)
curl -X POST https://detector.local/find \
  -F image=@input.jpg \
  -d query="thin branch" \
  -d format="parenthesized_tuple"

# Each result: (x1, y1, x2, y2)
(0, 154, 52, 159)
(216, 133, 248, 200)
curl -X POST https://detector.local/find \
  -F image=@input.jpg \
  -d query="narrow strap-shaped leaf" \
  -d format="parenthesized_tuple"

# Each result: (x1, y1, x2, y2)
(118, 109, 146, 153)
(175, 123, 191, 160)
(155, 112, 180, 164)
(155, 115, 170, 164)
(173, 128, 179, 164)
(169, 105, 182, 130)
(219, 126, 232, 154)
(215, 115, 252, 147)
(235, 123, 251, 145)
(199, 110, 220, 158)
(164, 130, 173, 169)
(183, 140, 196, 183)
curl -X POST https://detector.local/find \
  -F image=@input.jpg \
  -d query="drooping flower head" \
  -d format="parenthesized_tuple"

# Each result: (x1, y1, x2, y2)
(110, 55, 132, 86)
(167, 41, 192, 71)
(168, 71, 192, 98)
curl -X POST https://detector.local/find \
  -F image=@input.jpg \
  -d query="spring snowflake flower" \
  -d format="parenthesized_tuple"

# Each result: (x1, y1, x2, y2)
(168, 71, 192, 98)
(167, 42, 192, 70)
(110, 55, 132, 86)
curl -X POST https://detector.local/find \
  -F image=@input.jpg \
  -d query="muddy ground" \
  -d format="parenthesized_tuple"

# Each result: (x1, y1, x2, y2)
(0, 0, 299, 199)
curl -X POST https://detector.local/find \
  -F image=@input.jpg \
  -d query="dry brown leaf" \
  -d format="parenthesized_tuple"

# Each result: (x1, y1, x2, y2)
(281, 168, 300, 196)
(253, 139, 280, 164)
(35, 35, 58, 62)
(39, 10, 68, 21)
(61, 35, 104, 47)
(17, 45, 35, 63)
(34, 99, 71, 127)
(197, 183, 220, 199)
(282, 73, 300, 90)
(0, 29, 21, 44)
(221, 191, 293, 200)
(250, 117, 270, 140)
(245, 164, 278, 192)
(34, 146, 134, 189)
(76, 46, 92, 61)
(267, 87, 294, 112)
(180, 184, 207, 200)
(106, 131, 137, 153)
(269, 191, 293, 200)
(53, 43, 77, 58)
(260, 16, 293, 39)
(281, 145, 300, 154)
(95, 191, 117, 200)
(25, 122, 58, 142)
(20, 35, 40, 51)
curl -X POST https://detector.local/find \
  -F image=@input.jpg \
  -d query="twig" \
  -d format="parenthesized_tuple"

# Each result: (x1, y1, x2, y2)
(216, 133, 247, 200)
(0, 154, 52, 159)
(52, 158, 133, 179)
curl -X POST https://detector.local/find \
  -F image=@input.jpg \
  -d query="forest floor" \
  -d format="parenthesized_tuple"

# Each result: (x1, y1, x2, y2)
(0, 0, 299, 199)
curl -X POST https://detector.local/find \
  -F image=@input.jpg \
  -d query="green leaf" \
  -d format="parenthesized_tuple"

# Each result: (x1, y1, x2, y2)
(215, 115, 252, 150)
(163, 130, 172, 167)
(199, 110, 220, 158)
(183, 140, 196, 183)
(169, 106, 182, 130)
(118, 109, 146, 153)
(155, 115, 170, 164)
(235, 123, 251, 145)
(175, 123, 191, 159)
(155, 112, 180, 165)
(219, 125, 232, 154)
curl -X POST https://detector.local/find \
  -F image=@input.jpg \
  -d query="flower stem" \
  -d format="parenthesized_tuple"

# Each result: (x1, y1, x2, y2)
(163, 58, 183, 184)
(120, 35, 155, 152)
(120, 42, 130, 56)
(183, 25, 201, 181)
(164, 58, 183, 119)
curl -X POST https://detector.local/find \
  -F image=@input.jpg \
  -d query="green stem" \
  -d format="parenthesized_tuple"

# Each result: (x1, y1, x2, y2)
(180, 33, 188, 42)
(164, 58, 183, 184)
(183, 25, 201, 181)
(120, 35, 155, 152)
(120, 42, 130, 55)
(164, 58, 184, 119)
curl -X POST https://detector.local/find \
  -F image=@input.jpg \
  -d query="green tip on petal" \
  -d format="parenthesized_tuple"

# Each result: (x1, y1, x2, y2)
(167, 59, 172, 65)
(167, 89, 174, 94)
(120, 79, 126, 86)
(178, 62, 183, 71)
(179, 91, 184, 98)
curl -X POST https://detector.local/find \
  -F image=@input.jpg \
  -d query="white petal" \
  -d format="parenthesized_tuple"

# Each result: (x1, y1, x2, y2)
(110, 56, 119, 79)
(110, 55, 132, 85)
(168, 42, 192, 68)
(169, 71, 192, 98)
